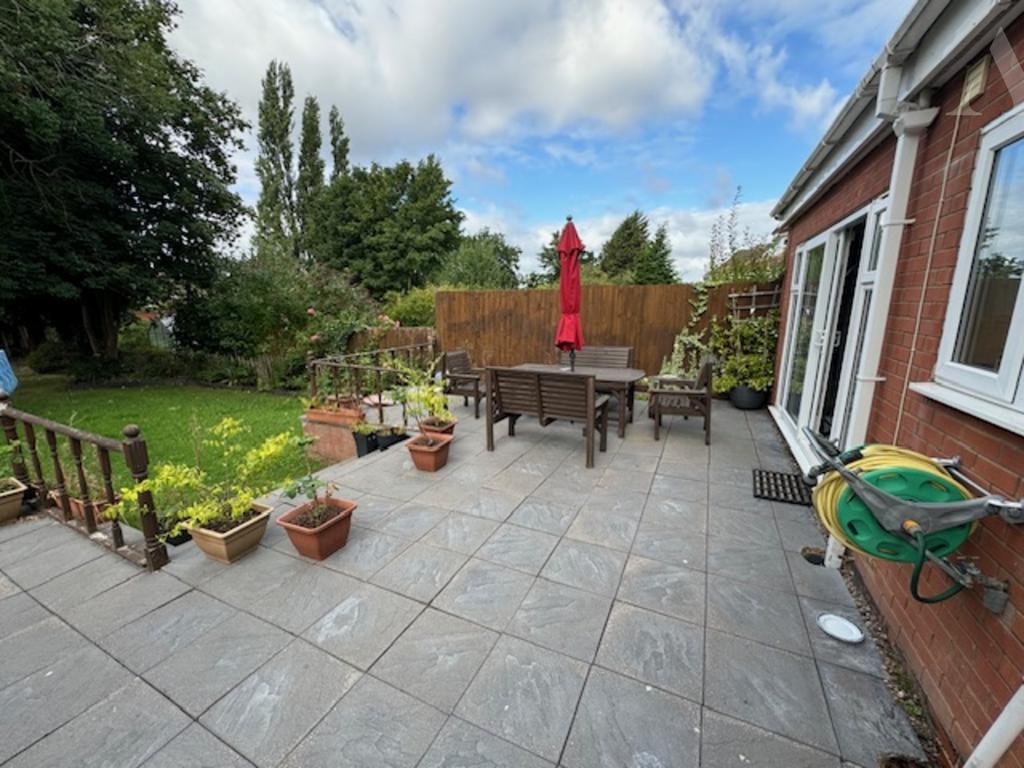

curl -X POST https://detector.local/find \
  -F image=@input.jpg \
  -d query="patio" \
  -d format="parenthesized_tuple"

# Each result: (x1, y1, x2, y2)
(0, 399, 924, 767)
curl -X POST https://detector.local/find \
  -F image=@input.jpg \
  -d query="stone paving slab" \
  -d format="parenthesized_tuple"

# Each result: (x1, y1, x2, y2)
(0, 400, 925, 768)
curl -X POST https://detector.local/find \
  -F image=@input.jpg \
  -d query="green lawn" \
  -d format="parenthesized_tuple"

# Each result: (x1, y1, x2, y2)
(7, 373, 322, 494)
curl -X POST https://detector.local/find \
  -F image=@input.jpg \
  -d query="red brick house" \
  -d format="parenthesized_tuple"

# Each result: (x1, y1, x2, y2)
(771, 1, 1024, 763)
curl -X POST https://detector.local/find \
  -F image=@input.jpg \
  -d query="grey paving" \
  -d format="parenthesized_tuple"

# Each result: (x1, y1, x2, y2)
(476, 523, 559, 574)
(373, 608, 497, 712)
(303, 582, 422, 669)
(370, 541, 467, 602)
(506, 578, 612, 662)
(0, 400, 919, 768)
(596, 602, 703, 701)
(419, 717, 554, 768)
(433, 558, 533, 629)
(563, 666, 701, 768)
(618, 554, 705, 625)
(456, 635, 587, 761)
(202, 639, 360, 767)
(540, 538, 626, 596)
(282, 675, 445, 768)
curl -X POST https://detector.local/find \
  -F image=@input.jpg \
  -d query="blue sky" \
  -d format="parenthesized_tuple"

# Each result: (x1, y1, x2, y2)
(171, 0, 914, 279)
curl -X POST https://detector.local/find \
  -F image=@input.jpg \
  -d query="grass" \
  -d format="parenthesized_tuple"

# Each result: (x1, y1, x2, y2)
(7, 373, 324, 499)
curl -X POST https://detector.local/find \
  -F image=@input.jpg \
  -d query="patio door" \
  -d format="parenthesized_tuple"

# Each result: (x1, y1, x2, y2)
(776, 197, 886, 457)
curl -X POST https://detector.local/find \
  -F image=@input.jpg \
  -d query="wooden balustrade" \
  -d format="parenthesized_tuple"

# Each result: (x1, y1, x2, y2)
(0, 391, 169, 571)
(308, 341, 437, 425)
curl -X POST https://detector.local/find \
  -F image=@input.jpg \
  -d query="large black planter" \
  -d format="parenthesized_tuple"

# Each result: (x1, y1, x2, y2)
(377, 431, 409, 451)
(729, 386, 768, 410)
(353, 432, 379, 457)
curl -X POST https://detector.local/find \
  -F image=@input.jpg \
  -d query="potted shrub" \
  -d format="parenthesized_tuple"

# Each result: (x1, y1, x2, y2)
(277, 473, 357, 560)
(108, 418, 297, 563)
(711, 313, 779, 411)
(349, 421, 379, 457)
(0, 442, 26, 524)
(45, 445, 119, 523)
(397, 362, 454, 472)
(375, 424, 409, 451)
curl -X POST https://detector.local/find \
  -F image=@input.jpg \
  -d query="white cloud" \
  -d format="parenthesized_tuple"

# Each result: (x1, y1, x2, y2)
(462, 199, 778, 283)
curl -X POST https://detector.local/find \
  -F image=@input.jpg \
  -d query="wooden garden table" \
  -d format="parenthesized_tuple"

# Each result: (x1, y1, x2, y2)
(513, 363, 646, 438)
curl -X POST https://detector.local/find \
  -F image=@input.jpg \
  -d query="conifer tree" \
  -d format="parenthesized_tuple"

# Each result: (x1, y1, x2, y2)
(634, 224, 677, 284)
(599, 210, 649, 277)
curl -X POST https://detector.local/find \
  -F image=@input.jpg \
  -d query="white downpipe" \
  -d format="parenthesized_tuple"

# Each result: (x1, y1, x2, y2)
(823, 106, 938, 568)
(964, 682, 1024, 768)
(843, 106, 939, 449)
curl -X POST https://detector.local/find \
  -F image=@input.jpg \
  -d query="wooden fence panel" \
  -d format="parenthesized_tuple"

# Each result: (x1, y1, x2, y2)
(347, 327, 436, 354)
(436, 282, 775, 375)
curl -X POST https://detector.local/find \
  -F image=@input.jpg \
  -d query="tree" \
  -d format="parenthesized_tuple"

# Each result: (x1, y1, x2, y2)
(599, 211, 649, 277)
(328, 106, 350, 180)
(634, 225, 677, 284)
(296, 95, 325, 260)
(254, 60, 297, 259)
(437, 230, 521, 289)
(530, 230, 562, 285)
(0, 0, 247, 358)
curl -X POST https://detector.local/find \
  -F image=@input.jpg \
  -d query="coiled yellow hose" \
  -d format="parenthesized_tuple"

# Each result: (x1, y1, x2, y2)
(812, 444, 971, 555)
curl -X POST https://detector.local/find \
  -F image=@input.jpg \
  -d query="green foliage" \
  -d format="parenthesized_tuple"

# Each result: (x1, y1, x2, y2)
(437, 230, 520, 289)
(600, 211, 650, 276)
(633, 225, 678, 285)
(393, 357, 452, 430)
(0, 440, 19, 481)
(706, 187, 783, 284)
(328, 106, 350, 180)
(526, 230, 603, 287)
(383, 286, 437, 327)
(255, 60, 298, 260)
(109, 417, 300, 536)
(660, 330, 707, 379)
(25, 339, 74, 375)
(0, 0, 247, 358)
(296, 95, 325, 260)
(311, 156, 463, 297)
(710, 313, 780, 394)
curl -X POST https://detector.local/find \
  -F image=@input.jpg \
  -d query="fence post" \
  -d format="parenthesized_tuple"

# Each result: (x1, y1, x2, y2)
(307, 351, 317, 401)
(122, 425, 168, 571)
(0, 391, 31, 489)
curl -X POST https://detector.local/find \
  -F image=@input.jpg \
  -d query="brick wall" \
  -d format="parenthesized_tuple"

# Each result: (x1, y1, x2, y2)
(778, 16, 1024, 765)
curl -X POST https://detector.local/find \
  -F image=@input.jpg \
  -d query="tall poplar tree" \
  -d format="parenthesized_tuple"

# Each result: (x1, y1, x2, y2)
(254, 60, 297, 259)
(296, 95, 325, 260)
(328, 106, 350, 180)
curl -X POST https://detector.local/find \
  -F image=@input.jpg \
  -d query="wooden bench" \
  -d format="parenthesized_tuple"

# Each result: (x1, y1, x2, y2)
(649, 361, 713, 444)
(484, 367, 609, 467)
(441, 349, 482, 418)
(558, 345, 637, 423)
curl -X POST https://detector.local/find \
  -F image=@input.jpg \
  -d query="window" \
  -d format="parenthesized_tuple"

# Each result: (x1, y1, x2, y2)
(936, 105, 1024, 411)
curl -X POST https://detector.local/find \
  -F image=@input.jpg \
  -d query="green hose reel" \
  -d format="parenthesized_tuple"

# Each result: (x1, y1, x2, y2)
(836, 466, 974, 563)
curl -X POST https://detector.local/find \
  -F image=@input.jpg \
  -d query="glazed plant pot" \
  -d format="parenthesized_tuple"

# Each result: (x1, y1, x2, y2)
(729, 386, 768, 410)
(406, 433, 453, 472)
(277, 496, 357, 560)
(420, 417, 457, 436)
(189, 503, 271, 564)
(0, 477, 26, 523)
(377, 431, 409, 451)
(352, 432, 379, 458)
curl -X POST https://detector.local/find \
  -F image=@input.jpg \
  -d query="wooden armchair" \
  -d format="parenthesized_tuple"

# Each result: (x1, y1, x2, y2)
(649, 361, 713, 444)
(441, 349, 483, 418)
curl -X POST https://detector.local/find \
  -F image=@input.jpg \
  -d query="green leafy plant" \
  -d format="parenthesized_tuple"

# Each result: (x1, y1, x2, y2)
(660, 330, 708, 379)
(281, 437, 339, 527)
(393, 357, 452, 437)
(349, 421, 379, 436)
(710, 312, 780, 394)
(0, 441, 21, 492)
(108, 418, 299, 538)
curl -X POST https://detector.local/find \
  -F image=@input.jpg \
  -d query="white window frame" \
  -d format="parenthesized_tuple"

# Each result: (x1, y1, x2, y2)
(935, 103, 1024, 409)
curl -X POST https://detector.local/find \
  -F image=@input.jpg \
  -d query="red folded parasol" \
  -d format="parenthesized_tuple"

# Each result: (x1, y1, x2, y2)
(555, 217, 584, 363)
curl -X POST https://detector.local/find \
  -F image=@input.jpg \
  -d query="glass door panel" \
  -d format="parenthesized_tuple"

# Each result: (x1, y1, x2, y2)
(784, 243, 826, 420)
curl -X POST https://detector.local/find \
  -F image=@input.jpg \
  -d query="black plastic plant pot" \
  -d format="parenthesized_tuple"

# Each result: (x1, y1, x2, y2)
(377, 432, 409, 451)
(729, 386, 768, 410)
(353, 432, 379, 457)
(165, 530, 193, 547)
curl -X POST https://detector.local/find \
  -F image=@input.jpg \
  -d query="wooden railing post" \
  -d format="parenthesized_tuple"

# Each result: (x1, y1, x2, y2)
(0, 391, 31, 490)
(122, 425, 168, 571)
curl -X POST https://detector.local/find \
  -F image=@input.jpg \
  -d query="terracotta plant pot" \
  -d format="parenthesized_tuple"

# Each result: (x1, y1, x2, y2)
(406, 433, 454, 472)
(420, 417, 457, 436)
(277, 496, 357, 560)
(47, 490, 117, 523)
(304, 403, 365, 427)
(0, 477, 26, 523)
(189, 503, 271, 564)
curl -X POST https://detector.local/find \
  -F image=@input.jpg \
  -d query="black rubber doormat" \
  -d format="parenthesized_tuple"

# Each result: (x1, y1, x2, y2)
(752, 469, 812, 506)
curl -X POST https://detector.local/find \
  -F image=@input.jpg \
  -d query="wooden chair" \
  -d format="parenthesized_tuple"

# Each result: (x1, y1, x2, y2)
(441, 349, 482, 418)
(485, 367, 609, 467)
(558, 345, 633, 369)
(649, 362, 713, 444)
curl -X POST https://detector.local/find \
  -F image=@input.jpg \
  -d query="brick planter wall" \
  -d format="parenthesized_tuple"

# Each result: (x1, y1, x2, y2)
(301, 414, 358, 464)
(777, 17, 1024, 765)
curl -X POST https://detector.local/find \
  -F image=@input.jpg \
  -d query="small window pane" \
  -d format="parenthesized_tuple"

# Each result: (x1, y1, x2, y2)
(785, 244, 825, 419)
(867, 212, 883, 271)
(954, 138, 1024, 371)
